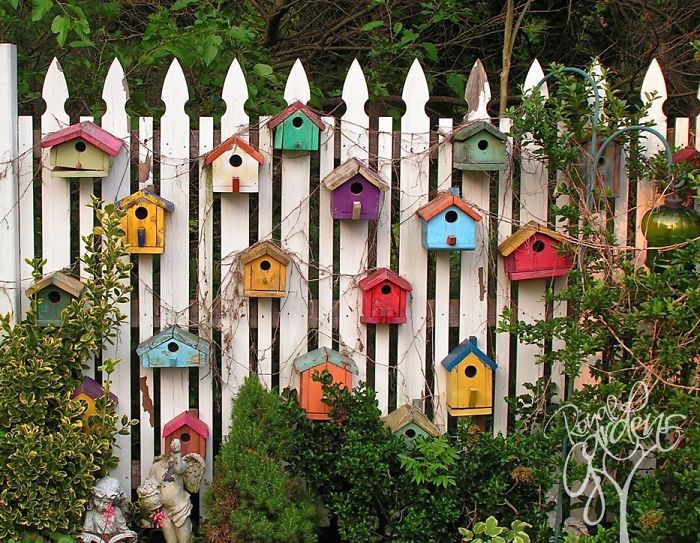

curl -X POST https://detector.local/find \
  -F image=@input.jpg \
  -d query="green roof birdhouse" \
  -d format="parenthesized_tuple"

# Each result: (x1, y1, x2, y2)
(382, 404, 440, 446)
(26, 272, 85, 326)
(452, 121, 507, 171)
(269, 101, 324, 152)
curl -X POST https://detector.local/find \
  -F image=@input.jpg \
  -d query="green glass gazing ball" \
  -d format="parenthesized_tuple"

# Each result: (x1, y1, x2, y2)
(642, 199, 700, 271)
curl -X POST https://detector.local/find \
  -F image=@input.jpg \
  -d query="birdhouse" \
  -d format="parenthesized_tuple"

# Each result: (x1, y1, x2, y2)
(25, 272, 85, 326)
(116, 189, 174, 254)
(40, 121, 123, 178)
(452, 121, 507, 171)
(382, 404, 440, 446)
(268, 101, 324, 152)
(240, 240, 290, 298)
(321, 157, 390, 220)
(672, 146, 700, 167)
(136, 326, 210, 368)
(498, 221, 573, 281)
(416, 189, 482, 250)
(358, 268, 412, 324)
(71, 376, 118, 419)
(441, 336, 497, 417)
(162, 409, 209, 458)
(204, 135, 264, 193)
(294, 347, 359, 420)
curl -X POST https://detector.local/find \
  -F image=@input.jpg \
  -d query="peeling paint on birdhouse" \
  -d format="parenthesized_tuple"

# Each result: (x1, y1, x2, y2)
(163, 409, 209, 458)
(441, 336, 497, 417)
(117, 189, 174, 254)
(416, 189, 482, 250)
(71, 376, 118, 420)
(358, 268, 412, 324)
(204, 135, 264, 193)
(25, 271, 85, 326)
(498, 221, 573, 281)
(452, 121, 507, 171)
(136, 326, 210, 368)
(382, 404, 440, 445)
(41, 121, 123, 178)
(240, 240, 290, 298)
(321, 157, 389, 220)
(268, 101, 324, 152)
(294, 347, 358, 420)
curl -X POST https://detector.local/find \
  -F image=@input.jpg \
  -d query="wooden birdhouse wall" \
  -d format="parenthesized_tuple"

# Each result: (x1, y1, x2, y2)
(50, 139, 111, 176)
(164, 425, 206, 457)
(299, 363, 353, 420)
(140, 340, 205, 368)
(446, 352, 493, 416)
(396, 422, 430, 443)
(330, 175, 382, 220)
(422, 206, 477, 250)
(37, 288, 73, 325)
(274, 112, 319, 151)
(454, 130, 506, 171)
(212, 151, 259, 193)
(121, 203, 165, 253)
(361, 280, 408, 324)
(506, 233, 571, 280)
(243, 255, 287, 297)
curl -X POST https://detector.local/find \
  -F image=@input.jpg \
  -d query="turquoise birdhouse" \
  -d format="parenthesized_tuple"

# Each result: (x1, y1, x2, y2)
(25, 271, 85, 326)
(416, 189, 482, 251)
(382, 404, 440, 446)
(452, 121, 507, 171)
(137, 326, 210, 368)
(268, 101, 324, 152)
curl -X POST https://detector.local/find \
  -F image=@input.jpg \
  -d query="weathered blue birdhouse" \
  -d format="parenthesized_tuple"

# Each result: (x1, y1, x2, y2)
(268, 101, 324, 152)
(322, 157, 389, 220)
(382, 403, 440, 446)
(26, 271, 85, 326)
(137, 326, 210, 368)
(416, 189, 482, 251)
(452, 121, 507, 171)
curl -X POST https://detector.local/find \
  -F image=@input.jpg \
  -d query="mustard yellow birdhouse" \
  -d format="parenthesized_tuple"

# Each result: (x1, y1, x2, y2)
(71, 376, 118, 419)
(441, 336, 497, 417)
(240, 240, 290, 298)
(116, 189, 175, 254)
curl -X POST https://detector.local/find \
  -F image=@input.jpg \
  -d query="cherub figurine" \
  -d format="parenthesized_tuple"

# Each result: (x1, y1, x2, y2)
(137, 438, 205, 543)
(80, 476, 137, 543)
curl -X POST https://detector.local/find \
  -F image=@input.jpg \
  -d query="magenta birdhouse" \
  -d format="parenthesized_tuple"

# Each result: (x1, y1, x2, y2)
(162, 409, 209, 458)
(322, 157, 389, 220)
(498, 221, 573, 281)
(358, 268, 412, 324)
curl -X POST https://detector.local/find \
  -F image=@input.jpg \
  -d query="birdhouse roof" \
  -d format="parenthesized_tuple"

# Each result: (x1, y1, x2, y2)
(382, 404, 440, 437)
(497, 221, 568, 257)
(441, 336, 497, 372)
(71, 376, 118, 404)
(25, 271, 85, 298)
(321, 157, 390, 192)
(294, 347, 359, 374)
(162, 410, 209, 439)
(416, 191, 482, 222)
(41, 121, 124, 157)
(240, 240, 291, 266)
(204, 135, 264, 166)
(452, 120, 506, 143)
(358, 267, 412, 292)
(672, 146, 700, 166)
(268, 101, 325, 130)
(136, 325, 211, 358)
(117, 189, 175, 212)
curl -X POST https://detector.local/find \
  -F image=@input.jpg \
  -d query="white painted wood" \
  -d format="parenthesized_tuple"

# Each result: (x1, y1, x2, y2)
(433, 118, 452, 432)
(397, 59, 430, 407)
(614, 147, 629, 247)
(0, 44, 19, 321)
(220, 59, 251, 435)
(78, 115, 95, 376)
(159, 59, 191, 434)
(674, 118, 689, 147)
(318, 116, 335, 350)
(41, 57, 70, 275)
(339, 60, 369, 383)
(279, 60, 311, 392)
(138, 117, 155, 484)
(375, 116, 393, 414)
(17, 116, 34, 318)
(257, 117, 274, 389)
(101, 58, 132, 491)
(494, 118, 513, 435)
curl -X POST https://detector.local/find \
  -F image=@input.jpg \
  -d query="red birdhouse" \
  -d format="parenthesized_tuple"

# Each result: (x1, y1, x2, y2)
(162, 409, 209, 458)
(498, 221, 572, 281)
(358, 268, 412, 324)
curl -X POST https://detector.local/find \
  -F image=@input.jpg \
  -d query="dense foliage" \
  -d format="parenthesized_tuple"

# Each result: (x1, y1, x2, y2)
(0, 199, 133, 540)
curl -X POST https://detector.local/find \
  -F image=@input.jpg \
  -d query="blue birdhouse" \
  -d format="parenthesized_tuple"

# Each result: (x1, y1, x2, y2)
(416, 189, 482, 251)
(136, 326, 210, 368)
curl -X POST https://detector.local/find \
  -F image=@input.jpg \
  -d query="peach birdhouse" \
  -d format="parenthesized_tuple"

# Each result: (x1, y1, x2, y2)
(498, 221, 573, 281)
(162, 409, 209, 458)
(117, 189, 174, 254)
(240, 240, 290, 298)
(358, 268, 412, 324)
(204, 135, 264, 193)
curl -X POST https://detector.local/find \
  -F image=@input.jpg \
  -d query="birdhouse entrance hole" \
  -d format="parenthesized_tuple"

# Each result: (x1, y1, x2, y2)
(135, 206, 148, 220)
(465, 365, 477, 378)
(48, 290, 61, 303)
(229, 154, 243, 167)
(477, 139, 489, 151)
(532, 240, 546, 253)
(167, 342, 179, 353)
(381, 284, 391, 295)
(260, 260, 271, 271)
(405, 428, 416, 438)
(74, 141, 87, 152)
(180, 432, 191, 442)
(445, 210, 458, 223)
(292, 116, 304, 128)
(350, 181, 364, 194)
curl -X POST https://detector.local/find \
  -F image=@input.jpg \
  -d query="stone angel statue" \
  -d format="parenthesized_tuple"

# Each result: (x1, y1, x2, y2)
(80, 476, 138, 543)
(137, 438, 206, 543)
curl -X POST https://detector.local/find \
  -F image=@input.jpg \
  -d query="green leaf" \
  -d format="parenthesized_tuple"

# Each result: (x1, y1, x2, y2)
(8, 0, 19, 8)
(422, 42, 438, 61)
(31, 0, 53, 22)
(254, 63, 273, 77)
(484, 516, 504, 537)
(447, 72, 466, 98)
(392, 22, 403, 34)
(171, 0, 197, 10)
(50, 15, 70, 47)
(203, 44, 219, 66)
(361, 20, 384, 32)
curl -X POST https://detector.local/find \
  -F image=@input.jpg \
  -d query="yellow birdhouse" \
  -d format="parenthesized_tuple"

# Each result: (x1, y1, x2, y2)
(116, 189, 175, 254)
(240, 240, 290, 298)
(71, 376, 118, 422)
(441, 336, 497, 417)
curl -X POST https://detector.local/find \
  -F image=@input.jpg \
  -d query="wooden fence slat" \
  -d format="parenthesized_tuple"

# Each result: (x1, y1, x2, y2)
(17, 115, 33, 319)
(318, 117, 335, 350)
(675, 118, 689, 147)
(77, 115, 94, 282)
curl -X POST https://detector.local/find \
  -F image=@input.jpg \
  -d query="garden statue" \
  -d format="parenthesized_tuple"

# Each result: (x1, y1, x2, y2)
(137, 437, 206, 543)
(80, 476, 137, 543)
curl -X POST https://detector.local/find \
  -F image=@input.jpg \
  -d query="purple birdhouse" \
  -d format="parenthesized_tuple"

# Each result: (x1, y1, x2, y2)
(322, 157, 389, 220)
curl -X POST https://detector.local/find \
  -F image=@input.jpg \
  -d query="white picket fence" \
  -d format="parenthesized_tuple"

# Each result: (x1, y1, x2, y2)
(0, 43, 697, 505)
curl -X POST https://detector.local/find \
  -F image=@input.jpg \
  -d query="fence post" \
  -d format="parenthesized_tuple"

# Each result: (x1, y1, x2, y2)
(0, 43, 19, 322)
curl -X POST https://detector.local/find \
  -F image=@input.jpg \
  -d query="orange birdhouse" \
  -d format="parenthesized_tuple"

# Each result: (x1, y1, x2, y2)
(162, 409, 209, 458)
(117, 189, 174, 254)
(240, 240, 290, 298)
(294, 347, 359, 420)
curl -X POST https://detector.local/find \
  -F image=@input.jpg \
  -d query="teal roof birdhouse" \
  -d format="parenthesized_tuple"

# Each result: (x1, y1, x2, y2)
(382, 404, 440, 446)
(452, 121, 507, 171)
(137, 326, 210, 368)
(26, 272, 85, 326)
(416, 189, 482, 251)
(268, 101, 324, 152)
